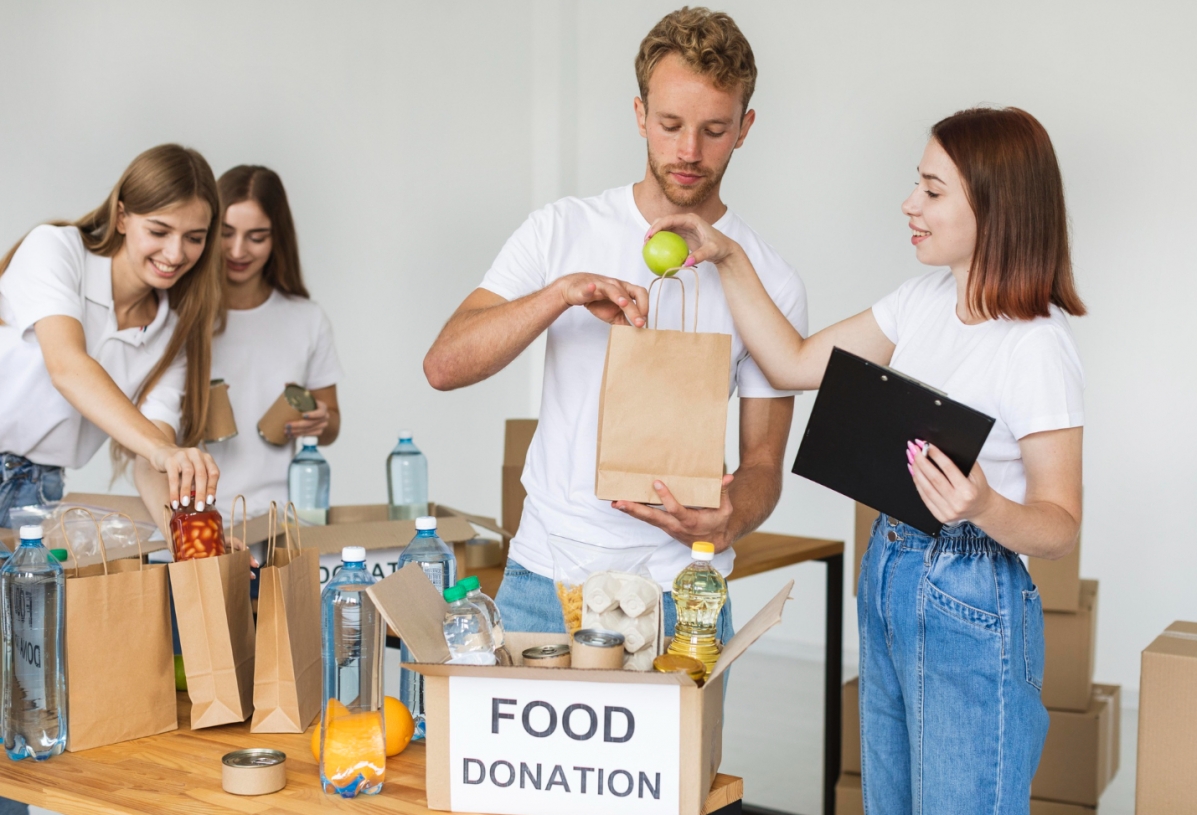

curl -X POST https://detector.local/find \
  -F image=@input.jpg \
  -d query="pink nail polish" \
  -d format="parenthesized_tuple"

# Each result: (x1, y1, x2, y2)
(916, 439, 927, 449)
(683, 257, 696, 267)
(906, 449, 915, 464)
(907, 464, 914, 475)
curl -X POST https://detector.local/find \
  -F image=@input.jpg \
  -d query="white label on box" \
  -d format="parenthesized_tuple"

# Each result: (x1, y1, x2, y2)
(318, 550, 403, 588)
(448, 675, 681, 815)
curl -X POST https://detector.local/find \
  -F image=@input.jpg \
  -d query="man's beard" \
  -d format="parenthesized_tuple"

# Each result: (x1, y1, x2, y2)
(647, 150, 730, 208)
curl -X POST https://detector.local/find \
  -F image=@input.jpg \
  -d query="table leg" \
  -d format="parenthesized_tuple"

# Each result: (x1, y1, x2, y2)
(821, 553, 844, 815)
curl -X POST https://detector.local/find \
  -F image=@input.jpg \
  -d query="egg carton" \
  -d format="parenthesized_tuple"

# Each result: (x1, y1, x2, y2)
(581, 570, 663, 671)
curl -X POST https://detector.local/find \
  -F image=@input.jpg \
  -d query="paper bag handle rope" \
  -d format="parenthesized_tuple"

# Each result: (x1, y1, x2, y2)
(283, 501, 302, 555)
(647, 266, 700, 332)
(266, 500, 279, 568)
(99, 512, 145, 572)
(60, 506, 107, 577)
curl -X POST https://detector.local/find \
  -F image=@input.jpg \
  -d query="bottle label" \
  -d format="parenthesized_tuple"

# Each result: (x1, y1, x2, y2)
(420, 562, 447, 591)
(11, 584, 47, 710)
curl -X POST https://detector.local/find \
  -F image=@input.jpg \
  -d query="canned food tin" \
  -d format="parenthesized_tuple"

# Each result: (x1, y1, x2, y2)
(221, 749, 287, 795)
(522, 644, 571, 668)
(572, 628, 626, 670)
(652, 653, 706, 685)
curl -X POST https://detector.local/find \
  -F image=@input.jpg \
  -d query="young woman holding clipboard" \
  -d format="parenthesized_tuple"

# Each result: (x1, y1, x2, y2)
(0, 144, 224, 528)
(208, 165, 342, 521)
(647, 107, 1084, 815)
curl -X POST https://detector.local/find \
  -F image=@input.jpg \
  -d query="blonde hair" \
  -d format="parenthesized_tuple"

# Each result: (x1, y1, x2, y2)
(0, 144, 223, 454)
(635, 6, 757, 114)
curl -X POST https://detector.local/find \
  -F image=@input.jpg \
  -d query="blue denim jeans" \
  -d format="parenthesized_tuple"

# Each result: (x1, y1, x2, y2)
(858, 514, 1048, 815)
(0, 452, 65, 528)
(495, 558, 735, 649)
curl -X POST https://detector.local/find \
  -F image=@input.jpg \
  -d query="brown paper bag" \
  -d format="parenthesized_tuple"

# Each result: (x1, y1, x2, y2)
(167, 496, 256, 728)
(595, 272, 732, 508)
(61, 509, 177, 751)
(251, 502, 322, 733)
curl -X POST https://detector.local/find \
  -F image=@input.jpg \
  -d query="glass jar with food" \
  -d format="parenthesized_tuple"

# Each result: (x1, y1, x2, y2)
(169, 496, 226, 560)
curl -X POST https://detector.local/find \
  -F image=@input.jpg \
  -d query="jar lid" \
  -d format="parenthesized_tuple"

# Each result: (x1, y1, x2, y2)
(653, 653, 706, 682)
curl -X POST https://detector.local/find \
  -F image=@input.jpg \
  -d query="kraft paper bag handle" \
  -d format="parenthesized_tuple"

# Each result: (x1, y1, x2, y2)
(283, 501, 302, 554)
(161, 506, 176, 560)
(647, 266, 700, 332)
(230, 494, 248, 558)
(60, 506, 105, 577)
(265, 500, 279, 568)
(99, 512, 145, 572)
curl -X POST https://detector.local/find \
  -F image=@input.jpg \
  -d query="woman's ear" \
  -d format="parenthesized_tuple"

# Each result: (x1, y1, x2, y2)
(115, 201, 127, 235)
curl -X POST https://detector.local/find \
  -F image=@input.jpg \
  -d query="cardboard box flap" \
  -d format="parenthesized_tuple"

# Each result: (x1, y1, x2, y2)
(61, 492, 154, 525)
(1144, 620, 1197, 658)
(436, 504, 512, 539)
(407, 662, 695, 685)
(366, 563, 451, 663)
(504, 419, 538, 467)
(708, 579, 793, 683)
(236, 504, 480, 550)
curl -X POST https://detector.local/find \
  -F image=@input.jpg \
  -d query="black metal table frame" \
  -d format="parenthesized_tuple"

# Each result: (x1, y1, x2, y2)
(386, 552, 844, 815)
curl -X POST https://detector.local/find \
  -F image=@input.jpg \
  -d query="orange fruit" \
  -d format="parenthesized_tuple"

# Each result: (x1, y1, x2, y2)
(320, 710, 386, 790)
(311, 698, 351, 760)
(384, 696, 414, 756)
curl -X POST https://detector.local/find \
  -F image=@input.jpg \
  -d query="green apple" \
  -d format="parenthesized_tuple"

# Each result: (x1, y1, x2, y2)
(174, 654, 187, 691)
(643, 230, 690, 276)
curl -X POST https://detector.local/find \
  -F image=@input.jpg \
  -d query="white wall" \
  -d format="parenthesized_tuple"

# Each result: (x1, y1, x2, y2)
(2, 1, 1193, 693)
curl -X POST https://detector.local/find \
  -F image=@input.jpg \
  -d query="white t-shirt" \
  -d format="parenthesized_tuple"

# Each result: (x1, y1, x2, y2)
(481, 184, 808, 588)
(208, 289, 342, 519)
(0, 225, 185, 468)
(872, 268, 1084, 504)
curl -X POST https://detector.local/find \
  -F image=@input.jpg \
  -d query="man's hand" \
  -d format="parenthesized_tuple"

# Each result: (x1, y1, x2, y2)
(611, 475, 736, 552)
(556, 273, 649, 328)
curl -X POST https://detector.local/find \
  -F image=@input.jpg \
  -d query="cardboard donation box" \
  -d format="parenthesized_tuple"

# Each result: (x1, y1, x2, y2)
(1031, 684, 1120, 807)
(503, 419, 537, 538)
(1136, 620, 1197, 814)
(1030, 802, 1095, 815)
(236, 503, 508, 590)
(1042, 579, 1098, 711)
(367, 563, 792, 815)
(841, 677, 861, 775)
(1029, 536, 1082, 612)
(835, 772, 863, 815)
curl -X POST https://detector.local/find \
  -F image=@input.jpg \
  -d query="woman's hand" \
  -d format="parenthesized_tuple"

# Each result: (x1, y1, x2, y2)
(645, 213, 743, 267)
(908, 440, 994, 524)
(286, 400, 331, 439)
(227, 535, 260, 571)
(150, 445, 220, 511)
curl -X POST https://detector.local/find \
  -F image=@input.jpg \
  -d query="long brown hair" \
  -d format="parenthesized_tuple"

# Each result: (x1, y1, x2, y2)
(217, 165, 309, 298)
(0, 144, 222, 452)
(932, 107, 1086, 320)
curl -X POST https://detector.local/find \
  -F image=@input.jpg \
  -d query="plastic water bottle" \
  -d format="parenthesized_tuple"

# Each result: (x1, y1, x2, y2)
(2, 525, 67, 761)
(386, 431, 428, 520)
(289, 436, 331, 525)
(319, 546, 385, 797)
(396, 516, 455, 740)
(442, 585, 496, 665)
(459, 575, 511, 666)
(667, 541, 727, 680)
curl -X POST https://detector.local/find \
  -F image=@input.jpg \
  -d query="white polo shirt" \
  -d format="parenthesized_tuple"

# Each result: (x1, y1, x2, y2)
(480, 184, 808, 589)
(208, 290, 342, 519)
(0, 225, 185, 469)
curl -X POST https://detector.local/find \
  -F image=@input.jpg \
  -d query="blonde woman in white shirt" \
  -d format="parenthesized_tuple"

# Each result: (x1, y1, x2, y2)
(649, 107, 1085, 815)
(209, 166, 342, 520)
(0, 144, 224, 527)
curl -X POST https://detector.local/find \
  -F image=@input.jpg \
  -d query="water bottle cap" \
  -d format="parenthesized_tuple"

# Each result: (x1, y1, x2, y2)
(444, 584, 467, 603)
(460, 575, 480, 592)
(691, 541, 715, 561)
(49, 549, 68, 563)
(398, 430, 413, 441)
(415, 516, 437, 530)
(19, 524, 43, 540)
(299, 436, 318, 447)
(341, 546, 367, 563)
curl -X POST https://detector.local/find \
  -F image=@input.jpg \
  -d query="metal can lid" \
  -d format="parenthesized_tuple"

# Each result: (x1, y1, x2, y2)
(283, 384, 317, 412)
(210, 378, 225, 386)
(222, 748, 286, 768)
(573, 628, 625, 648)
(522, 644, 571, 660)
(653, 654, 706, 682)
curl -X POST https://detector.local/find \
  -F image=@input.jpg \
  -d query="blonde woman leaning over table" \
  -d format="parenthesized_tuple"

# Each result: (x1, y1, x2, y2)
(0, 144, 226, 530)
(208, 165, 342, 521)
(648, 107, 1085, 815)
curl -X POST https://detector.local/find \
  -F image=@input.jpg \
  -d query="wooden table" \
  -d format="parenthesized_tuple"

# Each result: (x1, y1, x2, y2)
(0, 695, 744, 814)
(455, 532, 845, 815)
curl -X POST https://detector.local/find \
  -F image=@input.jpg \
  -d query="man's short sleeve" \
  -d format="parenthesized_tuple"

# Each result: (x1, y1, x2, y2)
(140, 348, 186, 434)
(734, 273, 809, 399)
(305, 305, 343, 391)
(478, 209, 550, 301)
(0, 225, 86, 338)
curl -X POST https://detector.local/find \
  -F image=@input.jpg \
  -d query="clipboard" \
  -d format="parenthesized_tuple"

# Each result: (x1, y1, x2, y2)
(791, 347, 995, 536)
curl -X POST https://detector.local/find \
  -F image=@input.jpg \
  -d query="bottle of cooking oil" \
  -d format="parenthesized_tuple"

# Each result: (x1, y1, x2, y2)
(667, 541, 726, 679)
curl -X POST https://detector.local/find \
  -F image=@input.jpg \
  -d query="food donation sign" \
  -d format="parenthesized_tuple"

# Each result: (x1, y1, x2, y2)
(447, 676, 682, 814)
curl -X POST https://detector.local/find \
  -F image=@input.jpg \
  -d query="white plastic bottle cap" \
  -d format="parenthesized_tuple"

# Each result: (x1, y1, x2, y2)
(19, 525, 43, 540)
(341, 546, 366, 563)
(415, 516, 437, 531)
(398, 430, 413, 441)
(299, 436, 318, 447)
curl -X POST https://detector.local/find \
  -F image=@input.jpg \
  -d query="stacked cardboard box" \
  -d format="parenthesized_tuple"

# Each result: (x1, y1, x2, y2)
(1136, 620, 1197, 813)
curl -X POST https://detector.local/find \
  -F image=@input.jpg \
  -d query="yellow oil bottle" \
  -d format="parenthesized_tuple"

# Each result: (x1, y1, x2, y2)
(667, 541, 727, 679)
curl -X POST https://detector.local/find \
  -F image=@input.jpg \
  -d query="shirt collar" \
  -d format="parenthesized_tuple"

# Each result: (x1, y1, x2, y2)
(83, 252, 113, 307)
(87, 253, 173, 347)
